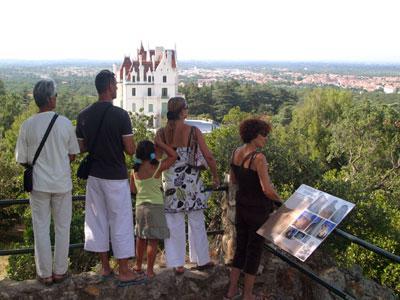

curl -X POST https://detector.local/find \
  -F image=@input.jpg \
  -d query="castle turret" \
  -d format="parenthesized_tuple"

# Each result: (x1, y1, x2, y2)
(114, 43, 180, 128)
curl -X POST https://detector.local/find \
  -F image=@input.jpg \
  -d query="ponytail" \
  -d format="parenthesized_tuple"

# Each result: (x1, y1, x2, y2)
(133, 158, 142, 172)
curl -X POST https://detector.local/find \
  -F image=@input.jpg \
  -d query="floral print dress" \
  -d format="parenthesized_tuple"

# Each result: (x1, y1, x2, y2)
(162, 147, 210, 213)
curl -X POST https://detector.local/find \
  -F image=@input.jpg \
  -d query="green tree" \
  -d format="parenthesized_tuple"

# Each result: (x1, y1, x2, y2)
(288, 88, 353, 168)
(0, 79, 5, 95)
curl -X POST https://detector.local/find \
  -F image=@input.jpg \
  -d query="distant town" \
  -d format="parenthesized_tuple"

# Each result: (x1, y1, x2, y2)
(1, 60, 400, 94)
(180, 66, 400, 93)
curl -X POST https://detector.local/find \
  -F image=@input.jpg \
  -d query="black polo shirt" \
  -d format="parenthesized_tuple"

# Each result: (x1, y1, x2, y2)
(76, 101, 132, 180)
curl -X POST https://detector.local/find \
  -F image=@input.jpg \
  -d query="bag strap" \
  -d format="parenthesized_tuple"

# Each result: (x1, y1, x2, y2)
(248, 151, 260, 169)
(230, 147, 239, 164)
(187, 126, 196, 148)
(32, 113, 59, 166)
(87, 105, 112, 154)
(186, 126, 197, 154)
(240, 151, 258, 168)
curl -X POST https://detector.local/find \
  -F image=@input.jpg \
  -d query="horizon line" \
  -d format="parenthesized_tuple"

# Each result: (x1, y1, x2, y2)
(1, 58, 400, 65)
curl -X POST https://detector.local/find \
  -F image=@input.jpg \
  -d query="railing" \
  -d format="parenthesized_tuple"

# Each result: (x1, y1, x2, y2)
(1, 187, 399, 299)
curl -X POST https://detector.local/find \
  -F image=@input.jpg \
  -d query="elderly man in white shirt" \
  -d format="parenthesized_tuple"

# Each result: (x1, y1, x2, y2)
(15, 79, 80, 285)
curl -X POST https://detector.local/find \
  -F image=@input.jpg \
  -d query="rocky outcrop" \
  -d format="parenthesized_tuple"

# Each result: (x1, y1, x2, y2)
(0, 257, 396, 300)
(251, 250, 396, 300)
(0, 265, 230, 300)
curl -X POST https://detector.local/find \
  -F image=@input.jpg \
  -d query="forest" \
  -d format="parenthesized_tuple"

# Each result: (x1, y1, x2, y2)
(0, 72, 399, 294)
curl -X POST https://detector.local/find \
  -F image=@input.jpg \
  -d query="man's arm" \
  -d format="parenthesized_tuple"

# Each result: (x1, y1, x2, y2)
(68, 122, 81, 160)
(15, 122, 28, 165)
(122, 134, 136, 156)
(77, 139, 87, 153)
(121, 111, 135, 156)
(75, 115, 86, 154)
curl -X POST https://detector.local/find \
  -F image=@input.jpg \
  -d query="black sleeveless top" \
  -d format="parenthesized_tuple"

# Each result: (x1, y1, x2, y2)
(230, 150, 273, 212)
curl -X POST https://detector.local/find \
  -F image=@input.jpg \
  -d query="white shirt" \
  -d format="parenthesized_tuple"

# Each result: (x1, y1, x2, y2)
(15, 111, 80, 193)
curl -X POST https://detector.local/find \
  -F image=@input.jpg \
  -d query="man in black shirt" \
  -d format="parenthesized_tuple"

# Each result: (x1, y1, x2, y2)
(77, 70, 143, 286)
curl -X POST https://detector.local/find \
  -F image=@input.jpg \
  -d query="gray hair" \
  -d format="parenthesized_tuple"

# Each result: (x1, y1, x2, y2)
(33, 79, 57, 108)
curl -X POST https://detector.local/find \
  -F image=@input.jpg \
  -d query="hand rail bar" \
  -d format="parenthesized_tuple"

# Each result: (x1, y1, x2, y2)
(333, 228, 400, 263)
(264, 243, 356, 300)
(0, 231, 224, 256)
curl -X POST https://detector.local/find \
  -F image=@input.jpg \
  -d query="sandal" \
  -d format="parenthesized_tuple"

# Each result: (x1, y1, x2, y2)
(37, 275, 53, 286)
(53, 272, 69, 284)
(132, 268, 145, 276)
(223, 290, 241, 300)
(173, 266, 185, 275)
(100, 270, 115, 282)
(146, 273, 156, 280)
(117, 274, 147, 287)
(192, 261, 215, 271)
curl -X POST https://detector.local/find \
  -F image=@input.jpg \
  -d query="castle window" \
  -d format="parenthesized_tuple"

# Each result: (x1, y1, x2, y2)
(161, 102, 168, 116)
(152, 76, 154, 82)
(132, 76, 135, 82)
(132, 88, 136, 96)
(132, 103, 136, 112)
(162, 88, 168, 98)
(148, 104, 153, 113)
(163, 75, 167, 83)
(148, 76, 151, 82)
(148, 88, 152, 96)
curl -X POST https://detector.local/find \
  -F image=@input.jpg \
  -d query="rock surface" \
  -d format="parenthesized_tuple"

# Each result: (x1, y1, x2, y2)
(0, 258, 396, 300)
(0, 265, 230, 300)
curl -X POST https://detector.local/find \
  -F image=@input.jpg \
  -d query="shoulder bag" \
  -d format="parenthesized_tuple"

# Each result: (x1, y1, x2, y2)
(23, 113, 59, 192)
(77, 105, 112, 179)
(187, 126, 208, 170)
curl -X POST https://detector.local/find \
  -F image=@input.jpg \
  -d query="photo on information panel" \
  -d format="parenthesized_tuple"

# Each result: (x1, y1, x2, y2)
(257, 184, 355, 262)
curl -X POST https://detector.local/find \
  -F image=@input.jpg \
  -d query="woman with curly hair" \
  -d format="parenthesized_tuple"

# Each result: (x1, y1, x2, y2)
(155, 97, 220, 275)
(225, 118, 282, 300)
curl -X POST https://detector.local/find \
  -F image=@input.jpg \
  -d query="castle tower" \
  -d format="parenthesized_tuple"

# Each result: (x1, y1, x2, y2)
(114, 44, 179, 128)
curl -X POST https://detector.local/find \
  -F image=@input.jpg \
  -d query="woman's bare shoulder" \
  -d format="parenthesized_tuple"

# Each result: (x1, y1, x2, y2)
(254, 152, 268, 167)
(231, 145, 245, 164)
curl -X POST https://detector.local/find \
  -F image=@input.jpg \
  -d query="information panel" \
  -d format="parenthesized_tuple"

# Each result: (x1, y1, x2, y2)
(257, 184, 355, 261)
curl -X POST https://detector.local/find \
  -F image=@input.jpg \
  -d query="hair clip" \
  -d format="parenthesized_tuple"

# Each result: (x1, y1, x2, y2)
(150, 153, 156, 160)
(134, 158, 142, 164)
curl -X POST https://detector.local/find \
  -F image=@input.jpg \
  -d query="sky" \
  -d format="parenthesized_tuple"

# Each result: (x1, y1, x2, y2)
(1, 0, 400, 63)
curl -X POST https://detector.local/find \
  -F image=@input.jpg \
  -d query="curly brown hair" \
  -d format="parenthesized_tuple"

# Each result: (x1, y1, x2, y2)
(239, 118, 272, 143)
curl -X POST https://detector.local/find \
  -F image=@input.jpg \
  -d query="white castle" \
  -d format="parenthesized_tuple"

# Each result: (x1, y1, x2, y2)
(113, 43, 179, 127)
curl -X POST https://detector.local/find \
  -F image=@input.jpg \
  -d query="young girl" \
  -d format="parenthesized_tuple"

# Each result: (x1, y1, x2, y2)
(130, 139, 177, 278)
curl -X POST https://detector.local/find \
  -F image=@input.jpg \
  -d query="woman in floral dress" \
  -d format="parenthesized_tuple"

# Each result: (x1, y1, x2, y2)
(155, 97, 220, 274)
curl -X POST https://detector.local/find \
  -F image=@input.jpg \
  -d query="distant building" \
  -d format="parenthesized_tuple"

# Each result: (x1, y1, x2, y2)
(185, 119, 220, 134)
(383, 86, 395, 94)
(113, 43, 179, 127)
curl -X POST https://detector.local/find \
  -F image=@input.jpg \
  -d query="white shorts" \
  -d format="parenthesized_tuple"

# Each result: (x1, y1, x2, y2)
(84, 176, 135, 259)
